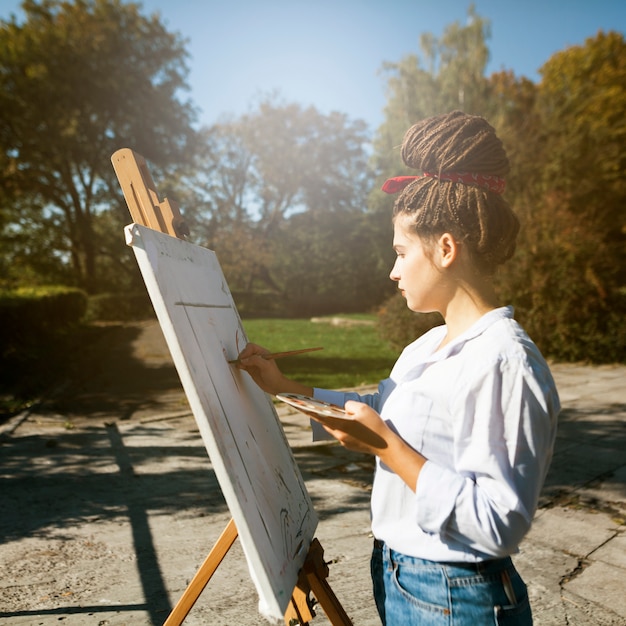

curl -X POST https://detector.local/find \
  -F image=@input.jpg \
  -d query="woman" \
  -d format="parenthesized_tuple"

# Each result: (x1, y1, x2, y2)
(236, 111, 560, 625)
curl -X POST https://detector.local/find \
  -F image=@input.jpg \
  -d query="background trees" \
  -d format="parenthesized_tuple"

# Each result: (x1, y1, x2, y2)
(372, 5, 492, 180)
(0, 0, 200, 292)
(186, 99, 382, 315)
(1, 1, 624, 362)
(495, 30, 626, 361)
(372, 11, 625, 362)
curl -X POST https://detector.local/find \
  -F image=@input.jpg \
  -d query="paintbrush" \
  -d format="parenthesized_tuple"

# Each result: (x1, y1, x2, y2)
(228, 346, 323, 364)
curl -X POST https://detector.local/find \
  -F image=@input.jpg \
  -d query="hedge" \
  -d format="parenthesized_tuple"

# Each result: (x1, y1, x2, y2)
(85, 291, 154, 322)
(0, 286, 88, 350)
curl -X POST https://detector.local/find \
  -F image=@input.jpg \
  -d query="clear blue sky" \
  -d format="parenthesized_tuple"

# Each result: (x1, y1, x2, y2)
(1, 0, 625, 129)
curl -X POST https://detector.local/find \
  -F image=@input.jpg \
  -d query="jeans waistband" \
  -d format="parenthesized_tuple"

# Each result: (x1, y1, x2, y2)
(373, 538, 513, 574)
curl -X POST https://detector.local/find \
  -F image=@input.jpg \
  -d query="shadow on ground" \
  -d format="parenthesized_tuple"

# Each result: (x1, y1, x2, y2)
(2, 324, 625, 625)
(539, 405, 626, 518)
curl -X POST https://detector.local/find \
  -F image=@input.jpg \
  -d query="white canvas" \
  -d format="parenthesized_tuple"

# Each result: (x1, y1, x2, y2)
(125, 223, 318, 623)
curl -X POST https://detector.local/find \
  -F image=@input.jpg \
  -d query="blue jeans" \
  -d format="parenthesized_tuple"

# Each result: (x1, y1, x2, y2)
(371, 540, 533, 625)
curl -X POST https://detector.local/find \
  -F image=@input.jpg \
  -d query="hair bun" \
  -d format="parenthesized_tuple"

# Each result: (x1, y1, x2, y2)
(401, 110, 509, 176)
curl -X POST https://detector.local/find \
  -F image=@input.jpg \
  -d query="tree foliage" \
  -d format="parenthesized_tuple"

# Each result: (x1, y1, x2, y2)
(373, 17, 626, 362)
(1, 2, 624, 362)
(0, 0, 200, 292)
(373, 5, 491, 180)
(366, 6, 494, 288)
(188, 99, 382, 314)
(495, 30, 626, 361)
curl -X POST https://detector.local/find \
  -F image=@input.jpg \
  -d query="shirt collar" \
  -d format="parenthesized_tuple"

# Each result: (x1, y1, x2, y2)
(419, 306, 514, 363)
(395, 306, 515, 383)
(434, 306, 513, 358)
(453, 305, 513, 343)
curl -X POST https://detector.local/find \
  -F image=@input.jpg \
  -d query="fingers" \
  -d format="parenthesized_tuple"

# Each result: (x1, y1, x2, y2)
(236, 343, 269, 361)
(318, 417, 389, 453)
(232, 343, 285, 395)
(344, 400, 372, 418)
(235, 344, 274, 373)
(344, 400, 359, 415)
(312, 401, 390, 454)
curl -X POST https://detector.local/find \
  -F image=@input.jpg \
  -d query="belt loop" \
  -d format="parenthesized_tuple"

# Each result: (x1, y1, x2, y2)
(385, 542, 393, 573)
(375, 539, 394, 573)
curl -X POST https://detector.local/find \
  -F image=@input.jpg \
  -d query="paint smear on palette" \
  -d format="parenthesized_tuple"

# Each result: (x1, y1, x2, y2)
(276, 394, 351, 420)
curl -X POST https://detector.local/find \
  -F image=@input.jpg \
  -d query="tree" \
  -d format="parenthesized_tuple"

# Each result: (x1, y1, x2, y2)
(189, 98, 378, 313)
(0, 0, 200, 292)
(271, 206, 390, 317)
(365, 5, 495, 323)
(537, 30, 626, 239)
(373, 5, 492, 181)
(497, 31, 626, 361)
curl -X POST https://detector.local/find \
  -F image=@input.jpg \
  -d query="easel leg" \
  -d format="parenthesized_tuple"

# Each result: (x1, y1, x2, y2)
(285, 583, 315, 625)
(285, 539, 353, 626)
(163, 518, 238, 626)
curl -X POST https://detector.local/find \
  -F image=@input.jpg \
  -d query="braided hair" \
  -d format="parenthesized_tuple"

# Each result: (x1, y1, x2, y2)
(394, 111, 519, 275)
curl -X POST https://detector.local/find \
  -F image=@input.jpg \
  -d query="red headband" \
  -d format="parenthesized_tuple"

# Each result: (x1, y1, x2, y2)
(381, 171, 506, 194)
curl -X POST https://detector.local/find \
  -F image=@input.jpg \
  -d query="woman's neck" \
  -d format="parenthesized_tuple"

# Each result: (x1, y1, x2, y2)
(437, 281, 500, 349)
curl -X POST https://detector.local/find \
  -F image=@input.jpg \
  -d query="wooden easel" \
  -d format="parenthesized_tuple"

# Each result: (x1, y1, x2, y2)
(111, 148, 353, 626)
(111, 148, 189, 240)
(160, 519, 352, 626)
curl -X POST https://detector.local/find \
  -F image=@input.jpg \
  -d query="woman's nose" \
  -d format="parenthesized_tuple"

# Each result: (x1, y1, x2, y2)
(389, 261, 400, 282)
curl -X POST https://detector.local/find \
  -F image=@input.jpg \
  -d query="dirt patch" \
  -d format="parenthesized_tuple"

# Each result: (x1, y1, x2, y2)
(310, 316, 375, 327)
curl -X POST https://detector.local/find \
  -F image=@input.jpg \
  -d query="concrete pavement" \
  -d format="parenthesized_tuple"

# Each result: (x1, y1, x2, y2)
(0, 322, 624, 625)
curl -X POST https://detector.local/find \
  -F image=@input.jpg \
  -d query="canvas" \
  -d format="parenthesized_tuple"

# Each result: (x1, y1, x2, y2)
(125, 223, 318, 623)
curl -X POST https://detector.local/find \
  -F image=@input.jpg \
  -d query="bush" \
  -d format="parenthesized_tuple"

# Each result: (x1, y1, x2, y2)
(231, 291, 288, 319)
(513, 290, 626, 364)
(495, 211, 626, 364)
(0, 286, 90, 404)
(0, 286, 88, 349)
(86, 291, 154, 322)
(377, 293, 443, 352)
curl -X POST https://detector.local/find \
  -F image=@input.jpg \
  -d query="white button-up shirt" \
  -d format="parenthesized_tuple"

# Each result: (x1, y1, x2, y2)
(314, 306, 560, 562)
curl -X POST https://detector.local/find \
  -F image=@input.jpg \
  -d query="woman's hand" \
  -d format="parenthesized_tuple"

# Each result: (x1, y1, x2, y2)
(235, 343, 313, 397)
(318, 401, 391, 455)
(316, 400, 427, 492)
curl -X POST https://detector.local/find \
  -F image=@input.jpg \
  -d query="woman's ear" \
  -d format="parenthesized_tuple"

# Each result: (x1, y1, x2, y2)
(437, 233, 460, 268)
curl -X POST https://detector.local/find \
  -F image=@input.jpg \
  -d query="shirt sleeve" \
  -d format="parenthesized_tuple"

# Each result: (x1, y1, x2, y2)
(414, 356, 559, 557)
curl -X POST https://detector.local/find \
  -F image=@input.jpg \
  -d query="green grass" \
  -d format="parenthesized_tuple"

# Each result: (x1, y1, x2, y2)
(0, 314, 400, 419)
(242, 315, 399, 390)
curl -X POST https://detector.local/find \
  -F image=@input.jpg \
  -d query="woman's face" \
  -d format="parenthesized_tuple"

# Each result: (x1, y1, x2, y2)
(389, 214, 446, 314)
